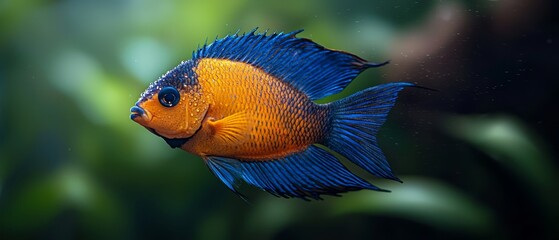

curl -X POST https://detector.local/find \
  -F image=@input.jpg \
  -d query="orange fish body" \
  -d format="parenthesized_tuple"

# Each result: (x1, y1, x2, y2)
(131, 30, 414, 200)
(183, 59, 328, 160)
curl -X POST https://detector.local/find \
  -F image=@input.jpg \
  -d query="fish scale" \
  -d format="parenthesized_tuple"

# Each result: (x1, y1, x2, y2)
(182, 58, 327, 160)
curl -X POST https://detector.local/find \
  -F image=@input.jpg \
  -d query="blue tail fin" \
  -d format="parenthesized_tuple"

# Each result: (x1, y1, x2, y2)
(324, 82, 414, 182)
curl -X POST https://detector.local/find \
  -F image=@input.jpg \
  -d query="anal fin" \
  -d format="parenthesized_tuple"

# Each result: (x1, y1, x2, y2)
(205, 145, 385, 200)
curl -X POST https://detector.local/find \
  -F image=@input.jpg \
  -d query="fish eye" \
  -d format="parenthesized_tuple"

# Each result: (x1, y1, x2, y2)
(158, 87, 180, 107)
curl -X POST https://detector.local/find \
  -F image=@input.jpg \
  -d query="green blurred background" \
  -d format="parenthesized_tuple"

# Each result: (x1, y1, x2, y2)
(1, 0, 557, 239)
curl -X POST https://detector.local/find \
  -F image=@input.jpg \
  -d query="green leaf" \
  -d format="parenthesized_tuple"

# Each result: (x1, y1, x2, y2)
(0, 175, 64, 232)
(330, 177, 495, 234)
(445, 115, 554, 186)
(445, 114, 558, 231)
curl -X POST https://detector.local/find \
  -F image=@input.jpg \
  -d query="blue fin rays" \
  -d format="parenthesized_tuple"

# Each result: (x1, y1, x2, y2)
(193, 29, 384, 100)
(325, 82, 414, 181)
(205, 145, 384, 200)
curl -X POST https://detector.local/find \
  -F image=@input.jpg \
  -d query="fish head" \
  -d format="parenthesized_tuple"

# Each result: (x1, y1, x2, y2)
(130, 61, 206, 140)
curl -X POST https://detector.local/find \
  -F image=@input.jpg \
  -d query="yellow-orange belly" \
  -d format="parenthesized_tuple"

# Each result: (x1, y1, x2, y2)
(181, 59, 329, 161)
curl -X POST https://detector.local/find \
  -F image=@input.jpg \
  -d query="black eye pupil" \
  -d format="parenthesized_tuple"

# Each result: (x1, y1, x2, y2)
(158, 87, 180, 107)
(163, 94, 175, 103)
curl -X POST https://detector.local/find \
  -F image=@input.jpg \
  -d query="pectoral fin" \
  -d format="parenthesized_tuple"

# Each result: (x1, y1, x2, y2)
(208, 112, 251, 145)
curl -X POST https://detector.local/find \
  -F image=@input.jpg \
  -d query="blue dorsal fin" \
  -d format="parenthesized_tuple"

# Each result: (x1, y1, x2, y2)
(205, 145, 386, 200)
(192, 29, 386, 100)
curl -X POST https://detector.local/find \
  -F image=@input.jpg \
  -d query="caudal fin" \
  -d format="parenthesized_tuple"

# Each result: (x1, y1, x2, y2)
(323, 82, 414, 182)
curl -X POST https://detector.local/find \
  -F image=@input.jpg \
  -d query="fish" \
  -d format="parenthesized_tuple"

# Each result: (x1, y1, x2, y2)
(130, 29, 414, 200)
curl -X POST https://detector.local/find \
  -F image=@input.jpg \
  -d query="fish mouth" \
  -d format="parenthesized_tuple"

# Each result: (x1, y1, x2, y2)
(130, 105, 150, 121)
(130, 108, 189, 148)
